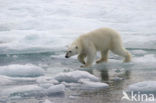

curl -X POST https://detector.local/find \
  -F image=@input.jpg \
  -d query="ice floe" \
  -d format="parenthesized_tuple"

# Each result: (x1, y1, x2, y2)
(127, 81, 156, 94)
(55, 71, 109, 90)
(0, 64, 44, 77)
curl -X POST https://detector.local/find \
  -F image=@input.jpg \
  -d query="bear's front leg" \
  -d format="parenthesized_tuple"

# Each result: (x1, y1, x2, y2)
(78, 54, 86, 64)
(81, 49, 96, 68)
(81, 55, 94, 67)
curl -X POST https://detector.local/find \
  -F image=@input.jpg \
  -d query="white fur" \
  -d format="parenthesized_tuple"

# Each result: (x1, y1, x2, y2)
(66, 28, 131, 67)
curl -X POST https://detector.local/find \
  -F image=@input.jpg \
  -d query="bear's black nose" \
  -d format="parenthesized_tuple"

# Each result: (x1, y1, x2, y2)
(65, 55, 69, 58)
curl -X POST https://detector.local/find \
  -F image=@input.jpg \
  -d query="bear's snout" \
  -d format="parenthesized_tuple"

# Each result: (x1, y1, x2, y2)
(65, 55, 69, 58)
(65, 53, 69, 58)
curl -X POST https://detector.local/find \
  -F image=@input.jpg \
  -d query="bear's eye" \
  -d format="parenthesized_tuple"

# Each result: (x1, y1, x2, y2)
(69, 51, 72, 53)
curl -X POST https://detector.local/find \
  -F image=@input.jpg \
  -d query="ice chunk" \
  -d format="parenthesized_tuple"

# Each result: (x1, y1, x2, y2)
(127, 81, 156, 94)
(79, 79, 109, 90)
(43, 99, 53, 103)
(46, 84, 65, 96)
(0, 64, 44, 77)
(54, 70, 99, 83)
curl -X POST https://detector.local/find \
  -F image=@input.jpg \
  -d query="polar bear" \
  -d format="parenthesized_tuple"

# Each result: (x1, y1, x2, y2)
(65, 28, 131, 67)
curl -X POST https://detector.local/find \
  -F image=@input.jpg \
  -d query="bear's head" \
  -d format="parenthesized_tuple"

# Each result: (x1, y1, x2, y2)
(65, 44, 79, 58)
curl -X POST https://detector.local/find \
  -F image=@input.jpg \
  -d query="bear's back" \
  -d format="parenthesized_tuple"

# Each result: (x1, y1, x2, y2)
(84, 28, 120, 50)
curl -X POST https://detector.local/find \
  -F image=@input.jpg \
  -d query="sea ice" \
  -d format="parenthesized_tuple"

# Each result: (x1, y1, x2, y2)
(127, 81, 156, 94)
(0, 64, 44, 77)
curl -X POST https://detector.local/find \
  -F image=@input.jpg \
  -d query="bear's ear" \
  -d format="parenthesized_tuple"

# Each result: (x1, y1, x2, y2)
(75, 46, 78, 49)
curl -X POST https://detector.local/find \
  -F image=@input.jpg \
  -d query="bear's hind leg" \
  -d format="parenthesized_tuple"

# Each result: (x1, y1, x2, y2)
(96, 50, 109, 63)
(78, 54, 86, 64)
(111, 47, 131, 62)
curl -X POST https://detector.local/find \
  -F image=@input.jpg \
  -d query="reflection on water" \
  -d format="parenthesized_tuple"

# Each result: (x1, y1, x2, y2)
(100, 69, 109, 81)
(78, 62, 156, 103)
(84, 63, 131, 83)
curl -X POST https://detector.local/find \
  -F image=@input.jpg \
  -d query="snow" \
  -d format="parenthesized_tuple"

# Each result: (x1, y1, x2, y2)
(0, 64, 44, 77)
(54, 70, 99, 83)
(127, 81, 156, 94)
